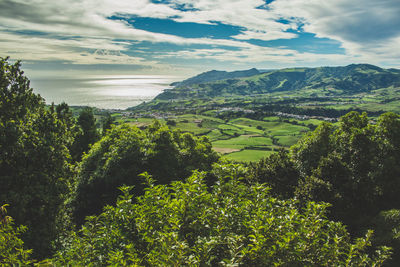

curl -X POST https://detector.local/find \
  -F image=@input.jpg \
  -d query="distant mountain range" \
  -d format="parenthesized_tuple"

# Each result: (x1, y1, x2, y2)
(158, 64, 400, 100)
(170, 68, 260, 87)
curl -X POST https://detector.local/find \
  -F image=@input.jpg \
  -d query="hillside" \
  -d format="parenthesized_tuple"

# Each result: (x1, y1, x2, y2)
(158, 64, 400, 100)
(170, 68, 260, 87)
(2, 58, 400, 267)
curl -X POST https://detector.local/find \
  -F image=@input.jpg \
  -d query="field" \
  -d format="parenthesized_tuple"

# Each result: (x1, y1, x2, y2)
(110, 112, 325, 162)
(122, 64, 400, 163)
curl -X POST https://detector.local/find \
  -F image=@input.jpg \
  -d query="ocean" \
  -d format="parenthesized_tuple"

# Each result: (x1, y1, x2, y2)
(30, 75, 180, 110)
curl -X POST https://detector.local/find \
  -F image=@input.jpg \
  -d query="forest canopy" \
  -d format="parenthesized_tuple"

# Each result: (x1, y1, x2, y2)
(0, 57, 399, 265)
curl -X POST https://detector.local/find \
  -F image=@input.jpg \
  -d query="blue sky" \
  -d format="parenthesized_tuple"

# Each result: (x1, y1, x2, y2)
(1, 0, 400, 78)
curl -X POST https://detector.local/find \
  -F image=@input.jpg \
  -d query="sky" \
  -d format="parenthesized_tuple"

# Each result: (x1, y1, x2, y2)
(1, 0, 400, 78)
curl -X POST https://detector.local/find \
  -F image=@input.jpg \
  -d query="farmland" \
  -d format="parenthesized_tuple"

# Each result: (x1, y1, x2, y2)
(109, 113, 322, 162)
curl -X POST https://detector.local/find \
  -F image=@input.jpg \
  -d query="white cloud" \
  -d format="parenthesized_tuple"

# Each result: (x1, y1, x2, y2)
(232, 30, 297, 41)
(158, 0, 297, 41)
(270, 0, 400, 65)
(155, 46, 354, 69)
(1, 0, 400, 71)
(0, 30, 170, 68)
(0, 0, 294, 64)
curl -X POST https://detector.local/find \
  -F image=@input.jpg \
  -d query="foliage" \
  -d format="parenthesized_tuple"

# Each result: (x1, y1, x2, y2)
(0, 58, 42, 122)
(71, 107, 100, 161)
(155, 64, 400, 101)
(0, 57, 74, 258)
(290, 122, 333, 176)
(0, 204, 34, 265)
(54, 171, 391, 266)
(373, 209, 400, 255)
(2, 58, 400, 265)
(166, 119, 177, 126)
(72, 122, 219, 225)
(294, 112, 400, 226)
(101, 112, 114, 134)
(290, 111, 400, 263)
(167, 68, 260, 88)
(249, 149, 299, 198)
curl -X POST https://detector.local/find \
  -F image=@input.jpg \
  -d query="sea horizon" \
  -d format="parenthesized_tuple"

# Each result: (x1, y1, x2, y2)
(29, 74, 182, 110)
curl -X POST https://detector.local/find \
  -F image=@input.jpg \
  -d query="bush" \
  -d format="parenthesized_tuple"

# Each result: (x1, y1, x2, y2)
(71, 122, 219, 225)
(291, 112, 400, 263)
(0, 204, 34, 265)
(166, 119, 177, 126)
(0, 58, 74, 258)
(54, 171, 391, 266)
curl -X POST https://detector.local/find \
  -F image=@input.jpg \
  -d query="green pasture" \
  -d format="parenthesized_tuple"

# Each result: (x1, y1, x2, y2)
(110, 113, 324, 162)
(231, 123, 264, 135)
(275, 135, 303, 147)
(218, 124, 245, 136)
(231, 117, 309, 136)
(224, 149, 275, 162)
(172, 121, 210, 135)
(212, 135, 273, 150)
(206, 129, 230, 141)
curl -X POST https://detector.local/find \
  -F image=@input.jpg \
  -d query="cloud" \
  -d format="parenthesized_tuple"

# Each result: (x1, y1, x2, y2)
(0, 0, 293, 58)
(151, 0, 297, 41)
(232, 30, 297, 41)
(0, 0, 268, 73)
(270, 0, 400, 64)
(155, 45, 353, 69)
(0, 31, 150, 64)
(1, 0, 400, 72)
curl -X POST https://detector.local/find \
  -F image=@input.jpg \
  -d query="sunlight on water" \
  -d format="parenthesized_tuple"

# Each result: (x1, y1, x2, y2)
(30, 75, 180, 109)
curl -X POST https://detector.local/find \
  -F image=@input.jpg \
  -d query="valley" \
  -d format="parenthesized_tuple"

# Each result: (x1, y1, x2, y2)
(100, 63, 400, 161)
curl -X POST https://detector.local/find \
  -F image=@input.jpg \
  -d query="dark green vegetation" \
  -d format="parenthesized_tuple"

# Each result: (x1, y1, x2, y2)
(170, 67, 260, 87)
(133, 64, 400, 115)
(54, 174, 390, 266)
(164, 64, 400, 99)
(249, 112, 400, 263)
(0, 204, 33, 265)
(111, 114, 313, 162)
(2, 57, 400, 265)
(72, 107, 100, 161)
(72, 122, 218, 225)
(0, 58, 74, 258)
(125, 63, 400, 162)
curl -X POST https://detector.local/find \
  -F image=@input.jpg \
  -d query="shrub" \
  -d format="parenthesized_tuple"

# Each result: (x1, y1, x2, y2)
(71, 122, 219, 225)
(55, 171, 391, 266)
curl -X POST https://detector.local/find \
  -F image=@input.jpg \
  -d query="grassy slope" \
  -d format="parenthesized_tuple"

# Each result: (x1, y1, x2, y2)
(111, 113, 323, 162)
(120, 65, 400, 161)
(133, 64, 400, 116)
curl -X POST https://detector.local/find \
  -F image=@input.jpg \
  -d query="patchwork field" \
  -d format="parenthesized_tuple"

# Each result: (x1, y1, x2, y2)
(109, 112, 326, 162)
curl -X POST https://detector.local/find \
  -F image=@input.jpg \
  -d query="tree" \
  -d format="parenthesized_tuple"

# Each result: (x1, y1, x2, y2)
(53, 171, 391, 266)
(71, 107, 99, 161)
(166, 119, 176, 126)
(249, 149, 299, 199)
(290, 122, 333, 176)
(56, 102, 74, 128)
(0, 204, 34, 265)
(72, 124, 145, 225)
(0, 58, 42, 123)
(71, 122, 219, 225)
(102, 112, 114, 134)
(373, 209, 400, 260)
(292, 112, 400, 263)
(0, 57, 74, 258)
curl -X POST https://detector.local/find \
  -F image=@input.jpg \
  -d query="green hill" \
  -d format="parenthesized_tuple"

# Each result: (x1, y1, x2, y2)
(157, 64, 400, 100)
(170, 68, 260, 87)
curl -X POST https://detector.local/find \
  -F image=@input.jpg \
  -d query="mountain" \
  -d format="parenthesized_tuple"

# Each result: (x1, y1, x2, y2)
(157, 64, 400, 100)
(170, 68, 260, 87)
